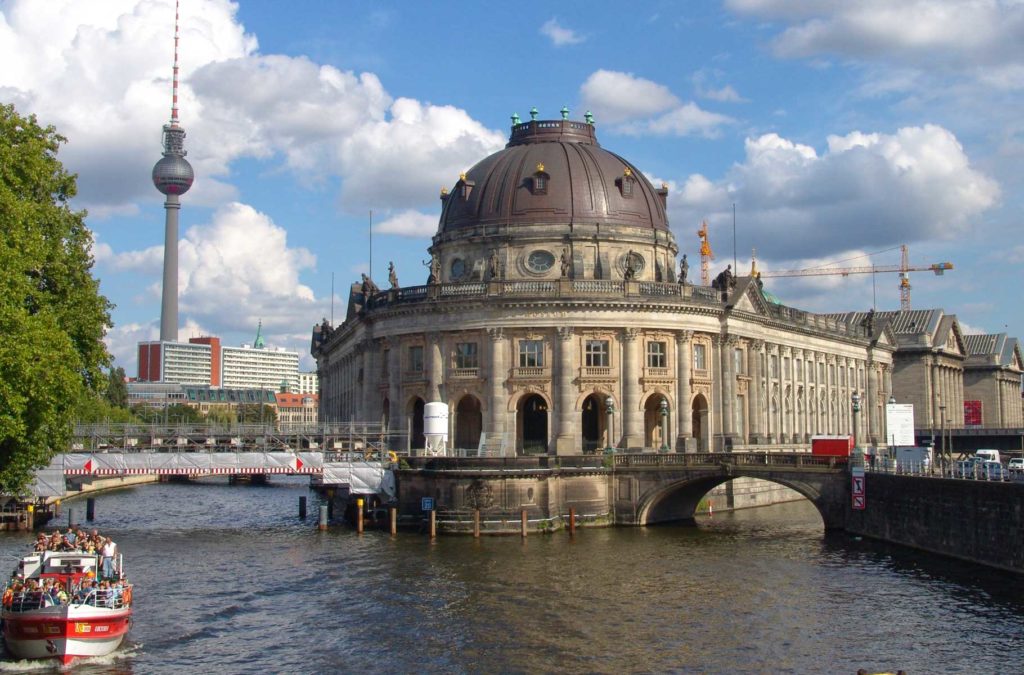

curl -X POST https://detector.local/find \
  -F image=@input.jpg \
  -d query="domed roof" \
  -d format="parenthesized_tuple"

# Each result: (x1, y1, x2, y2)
(438, 118, 668, 234)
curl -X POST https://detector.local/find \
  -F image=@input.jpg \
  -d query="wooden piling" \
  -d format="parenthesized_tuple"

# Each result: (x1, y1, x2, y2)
(569, 507, 576, 536)
(356, 498, 364, 534)
(429, 510, 436, 538)
(86, 497, 95, 521)
(67, 508, 75, 528)
(298, 496, 307, 519)
(318, 504, 328, 531)
(389, 507, 397, 536)
(473, 509, 481, 538)
(521, 509, 528, 538)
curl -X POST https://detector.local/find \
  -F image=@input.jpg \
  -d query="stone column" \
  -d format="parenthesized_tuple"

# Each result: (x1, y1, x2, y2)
(867, 360, 880, 444)
(780, 346, 792, 443)
(555, 327, 577, 455)
(748, 340, 764, 443)
(487, 328, 507, 438)
(621, 328, 643, 448)
(427, 333, 443, 403)
(360, 341, 375, 422)
(675, 330, 693, 451)
(388, 342, 401, 431)
(718, 335, 737, 451)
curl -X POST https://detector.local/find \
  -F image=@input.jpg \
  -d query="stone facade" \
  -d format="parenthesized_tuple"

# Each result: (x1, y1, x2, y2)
(313, 117, 900, 455)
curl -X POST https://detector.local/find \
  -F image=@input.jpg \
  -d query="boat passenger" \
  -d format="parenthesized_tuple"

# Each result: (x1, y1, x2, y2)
(100, 538, 117, 579)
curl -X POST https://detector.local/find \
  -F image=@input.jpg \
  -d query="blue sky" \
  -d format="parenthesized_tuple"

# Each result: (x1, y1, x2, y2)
(1, 0, 1021, 374)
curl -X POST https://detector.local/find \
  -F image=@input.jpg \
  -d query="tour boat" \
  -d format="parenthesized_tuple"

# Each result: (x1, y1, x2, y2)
(2, 549, 132, 665)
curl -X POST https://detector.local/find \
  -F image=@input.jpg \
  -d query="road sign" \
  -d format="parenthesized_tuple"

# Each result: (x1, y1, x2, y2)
(421, 497, 435, 512)
(852, 494, 865, 510)
(852, 476, 864, 495)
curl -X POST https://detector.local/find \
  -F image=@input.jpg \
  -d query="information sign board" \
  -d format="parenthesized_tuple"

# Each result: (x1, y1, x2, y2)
(885, 403, 916, 447)
(421, 497, 435, 512)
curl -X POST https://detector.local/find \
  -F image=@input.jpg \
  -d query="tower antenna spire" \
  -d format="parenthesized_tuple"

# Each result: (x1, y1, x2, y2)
(171, 0, 181, 125)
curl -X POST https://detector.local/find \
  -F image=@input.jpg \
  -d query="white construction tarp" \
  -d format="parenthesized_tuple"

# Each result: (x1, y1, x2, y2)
(59, 452, 324, 475)
(28, 456, 67, 498)
(319, 461, 394, 498)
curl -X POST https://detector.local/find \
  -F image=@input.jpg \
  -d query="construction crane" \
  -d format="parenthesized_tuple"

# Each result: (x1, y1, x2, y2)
(697, 220, 714, 286)
(755, 245, 953, 311)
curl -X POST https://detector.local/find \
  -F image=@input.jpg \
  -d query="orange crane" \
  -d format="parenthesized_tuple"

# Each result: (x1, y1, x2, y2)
(697, 220, 714, 285)
(755, 245, 953, 311)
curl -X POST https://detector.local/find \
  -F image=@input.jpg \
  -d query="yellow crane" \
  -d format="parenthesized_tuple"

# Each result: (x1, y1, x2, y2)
(755, 245, 953, 311)
(697, 220, 714, 286)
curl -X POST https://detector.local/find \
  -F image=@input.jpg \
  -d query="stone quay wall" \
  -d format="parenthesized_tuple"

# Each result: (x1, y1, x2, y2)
(846, 473, 1024, 573)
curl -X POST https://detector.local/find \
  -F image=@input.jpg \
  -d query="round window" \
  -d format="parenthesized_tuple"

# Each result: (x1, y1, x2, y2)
(526, 250, 555, 273)
(620, 251, 645, 277)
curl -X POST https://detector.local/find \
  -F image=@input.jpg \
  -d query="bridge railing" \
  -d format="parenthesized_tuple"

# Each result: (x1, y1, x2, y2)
(612, 452, 845, 469)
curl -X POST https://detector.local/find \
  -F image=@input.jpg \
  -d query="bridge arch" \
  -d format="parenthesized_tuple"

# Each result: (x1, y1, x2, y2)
(635, 473, 843, 530)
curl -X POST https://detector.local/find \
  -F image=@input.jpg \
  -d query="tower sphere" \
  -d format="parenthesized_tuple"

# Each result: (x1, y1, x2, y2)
(152, 154, 194, 196)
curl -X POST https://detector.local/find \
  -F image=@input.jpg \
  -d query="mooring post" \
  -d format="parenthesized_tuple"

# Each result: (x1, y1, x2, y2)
(318, 504, 328, 531)
(473, 509, 481, 538)
(389, 506, 397, 536)
(67, 507, 75, 529)
(521, 509, 528, 538)
(356, 498, 364, 534)
(26, 504, 34, 532)
(569, 507, 576, 537)
(299, 496, 307, 519)
(54, 499, 61, 518)
(86, 497, 96, 521)
(327, 498, 334, 520)
(429, 510, 436, 538)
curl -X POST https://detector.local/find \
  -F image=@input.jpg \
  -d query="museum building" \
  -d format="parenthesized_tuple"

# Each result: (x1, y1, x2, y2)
(312, 113, 903, 455)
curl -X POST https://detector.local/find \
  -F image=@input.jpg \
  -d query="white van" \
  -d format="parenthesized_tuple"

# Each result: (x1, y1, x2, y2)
(975, 449, 1001, 464)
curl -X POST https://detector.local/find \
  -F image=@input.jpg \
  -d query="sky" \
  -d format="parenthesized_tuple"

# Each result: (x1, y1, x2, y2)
(1, 0, 1022, 374)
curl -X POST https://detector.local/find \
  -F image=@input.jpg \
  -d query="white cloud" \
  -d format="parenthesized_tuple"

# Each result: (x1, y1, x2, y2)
(0, 0, 503, 218)
(726, 0, 1024, 77)
(540, 18, 585, 46)
(580, 70, 681, 124)
(374, 210, 439, 238)
(669, 125, 1000, 260)
(692, 70, 747, 103)
(104, 321, 159, 375)
(580, 70, 733, 137)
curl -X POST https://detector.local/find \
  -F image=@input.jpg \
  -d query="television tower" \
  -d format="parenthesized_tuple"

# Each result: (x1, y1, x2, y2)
(152, 0, 194, 342)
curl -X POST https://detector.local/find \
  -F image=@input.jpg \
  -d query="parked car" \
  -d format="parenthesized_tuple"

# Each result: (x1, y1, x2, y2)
(1008, 458, 1024, 474)
(975, 449, 1001, 464)
(980, 460, 1007, 481)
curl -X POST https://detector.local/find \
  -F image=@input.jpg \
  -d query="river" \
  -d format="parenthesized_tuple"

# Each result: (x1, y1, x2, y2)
(2, 477, 1022, 674)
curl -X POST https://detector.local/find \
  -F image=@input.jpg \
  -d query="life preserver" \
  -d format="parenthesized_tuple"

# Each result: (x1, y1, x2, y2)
(388, 451, 399, 464)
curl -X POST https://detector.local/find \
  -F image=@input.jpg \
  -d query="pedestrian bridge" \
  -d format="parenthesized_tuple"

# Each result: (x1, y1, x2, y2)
(29, 451, 395, 500)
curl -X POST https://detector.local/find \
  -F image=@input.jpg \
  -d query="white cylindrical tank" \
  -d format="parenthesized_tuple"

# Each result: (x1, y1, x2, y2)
(424, 402, 449, 437)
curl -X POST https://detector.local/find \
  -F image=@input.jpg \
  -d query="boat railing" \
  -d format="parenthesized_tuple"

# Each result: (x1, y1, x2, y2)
(3, 585, 132, 612)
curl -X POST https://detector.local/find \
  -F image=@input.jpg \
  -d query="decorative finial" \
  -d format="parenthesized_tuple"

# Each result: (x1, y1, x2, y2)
(560, 105, 569, 120)
(459, 171, 467, 182)
(623, 167, 632, 177)
(661, 182, 668, 190)
(511, 112, 520, 126)
(584, 110, 594, 125)
(440, 187, 448, 196)
(536, 162, 545, 173)
(530, 106, 539, 121)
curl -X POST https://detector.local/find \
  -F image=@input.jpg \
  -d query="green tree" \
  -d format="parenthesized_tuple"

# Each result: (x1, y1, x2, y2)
(104, 366, 129, 408)
(0, 104, 112, 495)
(237, 403, 278, 425)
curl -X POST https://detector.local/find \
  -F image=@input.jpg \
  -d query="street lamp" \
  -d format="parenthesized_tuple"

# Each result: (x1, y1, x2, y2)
(659, 399, 670, 453)
(604, 396, 615, 454)
(851, 391, 862, 467)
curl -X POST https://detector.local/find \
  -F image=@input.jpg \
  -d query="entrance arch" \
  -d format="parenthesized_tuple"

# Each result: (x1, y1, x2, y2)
(454, 395, 483, 450)
(691, 393, 709, 452)
(581, 393, 609, 453)
(518, 394, 548, 455)
(644, 394, 670, 449)
(408, 397, 425, 451)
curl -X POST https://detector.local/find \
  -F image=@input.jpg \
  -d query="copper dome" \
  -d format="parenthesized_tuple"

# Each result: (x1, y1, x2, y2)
(438, 119, 669, 234)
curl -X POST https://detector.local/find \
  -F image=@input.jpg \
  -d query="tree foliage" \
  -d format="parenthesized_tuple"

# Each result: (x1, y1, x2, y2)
(0, 104, 112, 495)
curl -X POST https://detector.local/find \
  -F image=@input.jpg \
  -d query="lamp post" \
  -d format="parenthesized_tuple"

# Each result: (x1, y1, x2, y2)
(939, 404, 946, 475)
(605, 396, 615, 454)
(887, 394, 896, 472)
(851, 391, 862, 467)
(659, 399, 669, 453)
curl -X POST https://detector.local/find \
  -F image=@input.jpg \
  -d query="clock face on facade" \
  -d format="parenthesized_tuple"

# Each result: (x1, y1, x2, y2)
(526, 250, 555, 273)
(450, 258, 465, 279)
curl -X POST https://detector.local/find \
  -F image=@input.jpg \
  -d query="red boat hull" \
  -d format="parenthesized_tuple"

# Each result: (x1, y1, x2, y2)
(3, 606, 131, 665)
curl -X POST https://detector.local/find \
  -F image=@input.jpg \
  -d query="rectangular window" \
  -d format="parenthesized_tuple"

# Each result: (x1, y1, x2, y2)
(818, 363, 825, 383)
(771, 354, 779, 378)
(454, 342, 478, 369)
(586, 340, 609, 367)
(519, 340, 544, 368)
(796, 360, 803, 379)
(693, 343, 707, 370)
(408, 345, 423, 373)
(734, 348, 745, 375)
(647, 341, 667, 368)
(783, 356, 790, 379)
